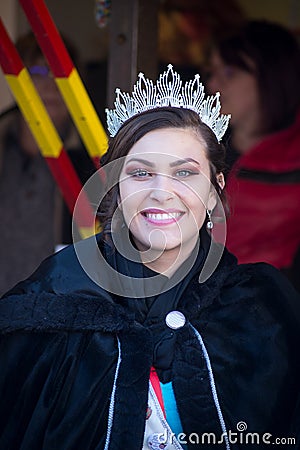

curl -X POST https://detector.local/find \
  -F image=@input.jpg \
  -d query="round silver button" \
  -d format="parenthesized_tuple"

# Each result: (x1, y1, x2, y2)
(165, 311, 186, 330)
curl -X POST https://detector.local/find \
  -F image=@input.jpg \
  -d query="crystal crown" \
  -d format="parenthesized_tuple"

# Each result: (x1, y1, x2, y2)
(105, 64, 230, 142)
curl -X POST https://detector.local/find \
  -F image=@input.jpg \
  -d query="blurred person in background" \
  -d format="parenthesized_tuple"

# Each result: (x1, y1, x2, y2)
(206, 20, 300, 291)
(0, 31, 95, 296)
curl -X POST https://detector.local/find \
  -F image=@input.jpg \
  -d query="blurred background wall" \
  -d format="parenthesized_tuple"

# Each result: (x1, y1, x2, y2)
(1, 0, 300, 114)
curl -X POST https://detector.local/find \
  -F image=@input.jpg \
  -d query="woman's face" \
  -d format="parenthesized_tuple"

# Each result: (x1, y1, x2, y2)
(207, 50, 259, 128)
(119, 128, 217, 254)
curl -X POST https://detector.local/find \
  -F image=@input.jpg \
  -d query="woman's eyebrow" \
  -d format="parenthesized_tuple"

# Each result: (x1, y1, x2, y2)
(125, 158, 154, 167)
(169, 158, 200, 167)
(125, 157, 200, 167)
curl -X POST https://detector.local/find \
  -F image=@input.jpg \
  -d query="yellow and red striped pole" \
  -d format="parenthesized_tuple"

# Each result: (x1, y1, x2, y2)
(19, 0, 108, 168)
(0, 18, 97, 239)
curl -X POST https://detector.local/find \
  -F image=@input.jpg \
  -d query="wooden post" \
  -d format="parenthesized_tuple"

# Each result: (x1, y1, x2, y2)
(107, 0, 159, 107)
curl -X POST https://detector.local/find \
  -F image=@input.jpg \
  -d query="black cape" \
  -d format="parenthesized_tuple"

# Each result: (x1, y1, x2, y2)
(0, 233, 300, 449)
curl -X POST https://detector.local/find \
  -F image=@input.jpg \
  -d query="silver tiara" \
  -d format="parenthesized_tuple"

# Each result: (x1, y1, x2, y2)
(105, 64, 230, 142)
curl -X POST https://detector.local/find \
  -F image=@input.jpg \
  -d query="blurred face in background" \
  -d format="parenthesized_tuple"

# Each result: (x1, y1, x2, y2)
(28, 57, 70, 133)
(206, 50, 260, 129)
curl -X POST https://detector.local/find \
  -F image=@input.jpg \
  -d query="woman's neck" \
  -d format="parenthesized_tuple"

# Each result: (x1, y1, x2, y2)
(232, 128, 264, 154)
(231, 111, 265, 154)
(140, 237, 199, 278)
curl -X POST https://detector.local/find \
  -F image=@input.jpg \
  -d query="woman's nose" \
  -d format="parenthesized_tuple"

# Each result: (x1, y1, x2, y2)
(149, 174, 174, 202)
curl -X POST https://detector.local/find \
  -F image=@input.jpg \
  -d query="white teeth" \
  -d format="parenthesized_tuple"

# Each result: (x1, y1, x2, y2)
(145, 212, 181, 220)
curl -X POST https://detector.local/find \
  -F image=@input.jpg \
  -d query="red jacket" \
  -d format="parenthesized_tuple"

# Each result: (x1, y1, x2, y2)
(226, 113, 300, 270)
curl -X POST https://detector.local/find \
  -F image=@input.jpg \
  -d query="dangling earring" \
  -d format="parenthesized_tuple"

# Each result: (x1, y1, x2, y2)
(206, 209, 213, 230)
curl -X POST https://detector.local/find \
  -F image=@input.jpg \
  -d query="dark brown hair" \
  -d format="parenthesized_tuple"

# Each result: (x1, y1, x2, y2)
(212, 20, 300, 133)
(98, 107, 227, 239)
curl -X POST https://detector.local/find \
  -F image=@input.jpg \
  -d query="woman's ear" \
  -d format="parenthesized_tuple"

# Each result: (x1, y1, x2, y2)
(217, 172, 225, 190)
(207, 172, 225, 211)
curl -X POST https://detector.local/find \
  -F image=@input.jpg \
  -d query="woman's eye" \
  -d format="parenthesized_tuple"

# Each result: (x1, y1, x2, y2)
(130, 169, 151, 178)
(175, 169, 193, 177)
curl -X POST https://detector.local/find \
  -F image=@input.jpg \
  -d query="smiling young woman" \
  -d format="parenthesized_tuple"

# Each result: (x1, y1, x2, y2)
(118, 127, 220, 275)
(0, 68, 299, 450)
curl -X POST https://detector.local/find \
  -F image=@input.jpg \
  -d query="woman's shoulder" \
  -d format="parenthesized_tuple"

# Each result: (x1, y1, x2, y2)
(0, 234, 133, 335)
(192, 246, 300, 327)
(218, 258, 300, 336)
(1, 233, 106, 297)
(232, 260, 299, 303)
